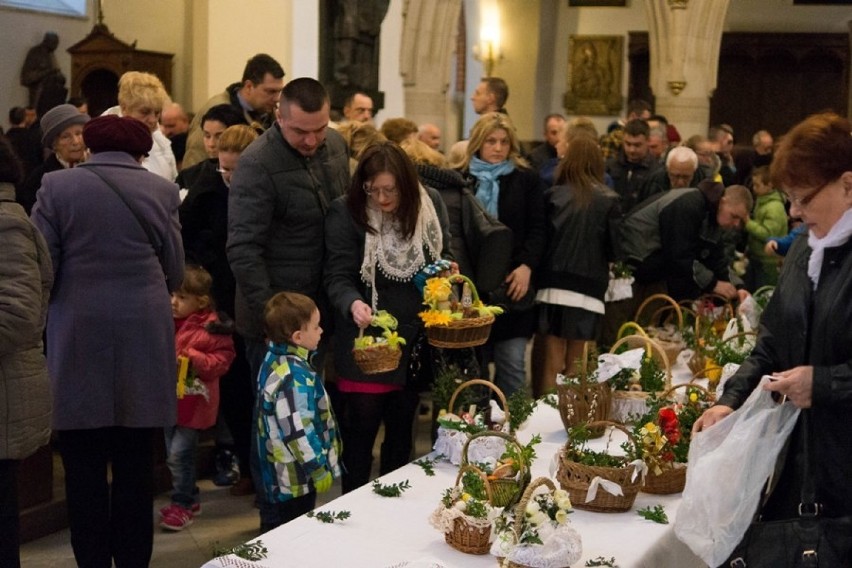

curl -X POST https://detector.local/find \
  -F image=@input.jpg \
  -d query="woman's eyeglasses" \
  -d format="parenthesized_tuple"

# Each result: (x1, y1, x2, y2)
(785, 181, 831, 208)
(363, 183, 398, 198)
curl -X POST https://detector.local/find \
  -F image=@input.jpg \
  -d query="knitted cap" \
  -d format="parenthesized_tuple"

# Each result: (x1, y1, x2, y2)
(83, 115, 153, 156)
(40, 104, 90, 148)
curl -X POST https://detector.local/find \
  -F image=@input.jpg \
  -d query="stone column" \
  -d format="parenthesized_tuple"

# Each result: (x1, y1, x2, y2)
(643, 0, 730, 139)
(400, 0, 463, 142)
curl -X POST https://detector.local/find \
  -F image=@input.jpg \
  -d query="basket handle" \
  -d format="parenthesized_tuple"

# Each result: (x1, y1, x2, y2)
(615, 322, 651, 357)
(461, 430, 529, 483)
(512, 476, 557, 534)
(447, 378, 510, 428)
(454, 464, 494, 505)
(718, 330, 758, 348)
(660, 381, 710, 401)
(608, 335, 672, 390)
(584, 420, 640, 458)
(634, 293, 684, 330)
(446, 273, 482, 304)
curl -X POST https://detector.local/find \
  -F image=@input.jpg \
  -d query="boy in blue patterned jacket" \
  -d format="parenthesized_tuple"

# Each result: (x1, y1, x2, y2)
(256, 292, 341, 530)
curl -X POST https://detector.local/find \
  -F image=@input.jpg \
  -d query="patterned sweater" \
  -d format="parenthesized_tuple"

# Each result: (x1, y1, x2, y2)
(256, 342, 341, 502)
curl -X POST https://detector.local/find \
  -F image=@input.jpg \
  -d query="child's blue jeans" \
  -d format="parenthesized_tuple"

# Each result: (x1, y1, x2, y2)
(164, 425, 200, 509)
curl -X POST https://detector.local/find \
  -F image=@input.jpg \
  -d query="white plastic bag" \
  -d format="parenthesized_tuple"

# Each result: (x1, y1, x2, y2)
(673, 377, 800, 567)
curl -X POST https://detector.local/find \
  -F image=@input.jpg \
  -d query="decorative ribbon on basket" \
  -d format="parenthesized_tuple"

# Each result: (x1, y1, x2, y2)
(430, 464, 496, 555)
(419, 273, 502, 349)
(556, 420, 644, 513)
(491, 477, 583, 568)
(608, 335, 672, 422)
(461, 430, 529, 508)
(433, 379, 510, 465)
(351, 310, 405, 375)
(556, 341, 611, 438)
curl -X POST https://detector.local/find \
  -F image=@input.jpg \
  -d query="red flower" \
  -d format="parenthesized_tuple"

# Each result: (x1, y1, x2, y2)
(658, 407, 681, 444)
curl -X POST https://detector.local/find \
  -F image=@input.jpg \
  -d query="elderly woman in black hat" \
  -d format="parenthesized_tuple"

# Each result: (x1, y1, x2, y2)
(16, 103, 89, 214)
(31, 115, 184, 567)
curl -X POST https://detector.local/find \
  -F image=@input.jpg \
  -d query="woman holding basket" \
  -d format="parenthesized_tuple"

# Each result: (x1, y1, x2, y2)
(325, 141, 453, 492)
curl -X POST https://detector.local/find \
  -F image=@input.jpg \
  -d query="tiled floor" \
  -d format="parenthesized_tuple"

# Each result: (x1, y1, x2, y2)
(19, 403, 437, 568)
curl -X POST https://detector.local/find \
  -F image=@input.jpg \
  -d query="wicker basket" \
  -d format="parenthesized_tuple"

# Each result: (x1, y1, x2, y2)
(633, 293, 686, 364)
(556, 421, 642, 512)
(557, 341, 610, 438)
(352, 344, 402, 375)
(608, 335, 672, 418)
(501, 477, 572, 568)
(444, 465, 494, 555)
(448, 378, 511, 430)
(462, 430, 528, 508)
(424, 274, 495, 349)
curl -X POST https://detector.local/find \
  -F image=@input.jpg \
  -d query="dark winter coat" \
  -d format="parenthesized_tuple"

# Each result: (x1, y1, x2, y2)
(227, 125, 350, 340)
(717, 235, 852, 520)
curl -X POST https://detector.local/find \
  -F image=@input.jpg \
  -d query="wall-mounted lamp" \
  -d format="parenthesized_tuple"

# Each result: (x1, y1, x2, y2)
(473, 1, 503, 77)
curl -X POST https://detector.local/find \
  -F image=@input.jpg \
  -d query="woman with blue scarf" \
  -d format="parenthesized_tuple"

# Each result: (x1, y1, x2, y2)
(452, 112, 546, 398)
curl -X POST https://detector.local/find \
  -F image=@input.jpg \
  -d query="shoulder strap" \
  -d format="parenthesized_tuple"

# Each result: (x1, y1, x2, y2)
(83, 167, 166, 272)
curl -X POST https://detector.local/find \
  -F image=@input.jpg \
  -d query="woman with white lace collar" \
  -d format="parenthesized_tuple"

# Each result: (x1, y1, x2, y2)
(325, 141, 453, 494)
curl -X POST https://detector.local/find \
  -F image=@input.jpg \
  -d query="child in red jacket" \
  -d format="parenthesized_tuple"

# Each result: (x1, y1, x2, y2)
(160, 265, 235, 531)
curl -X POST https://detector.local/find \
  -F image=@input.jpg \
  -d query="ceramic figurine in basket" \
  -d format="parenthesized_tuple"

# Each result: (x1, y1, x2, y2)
(430, 466, 500, 555)
(491, 477, 582, 568)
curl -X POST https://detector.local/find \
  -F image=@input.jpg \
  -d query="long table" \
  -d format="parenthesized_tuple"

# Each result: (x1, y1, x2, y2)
(202, 399, 707, 568)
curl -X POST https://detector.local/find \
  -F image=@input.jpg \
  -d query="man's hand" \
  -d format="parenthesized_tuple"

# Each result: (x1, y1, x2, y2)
(764, 240, 779, 256)
(693, 405, 734, 434)
(504, 264, 532, 302)
(713, 280, 738, 300)
(350, 300, 373, 328)
(764, 367, 813, 408)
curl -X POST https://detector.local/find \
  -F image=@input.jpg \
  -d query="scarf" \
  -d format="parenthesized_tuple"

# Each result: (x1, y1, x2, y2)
(469, 156, 515, 217)
(807, 207, 852, 289)
(361, 185, 443, 309)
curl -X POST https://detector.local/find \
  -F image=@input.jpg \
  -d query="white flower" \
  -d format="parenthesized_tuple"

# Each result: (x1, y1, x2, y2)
(529, 511, 549, 527)
(554, 490, 572, 511)
(525, 500, 541, 516)
(454, 500, 467, 512)
(555, 509, 568, 525)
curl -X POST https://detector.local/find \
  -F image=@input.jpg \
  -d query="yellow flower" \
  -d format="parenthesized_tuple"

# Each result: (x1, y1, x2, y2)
(419, 310, 452, 327)
(644, 422, 659, 435)
(423, 277, 452, 304)
(689, 392, 699, 402)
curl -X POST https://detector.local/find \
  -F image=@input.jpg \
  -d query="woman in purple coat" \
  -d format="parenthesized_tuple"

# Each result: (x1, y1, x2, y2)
(31, 115, 184, 568)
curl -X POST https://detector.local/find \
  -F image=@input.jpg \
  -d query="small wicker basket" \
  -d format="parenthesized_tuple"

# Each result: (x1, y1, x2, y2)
(352, 329, 402, 375)
(424, 274, 495, 349)
(462, 430, 528, 508)
(557, 341, 610, 438)
(556, 420, 642, 513)
(499, 477, 575, 568)
(444, 465, 494, 555)
(633, 293, 686, 365)
(608, 334, 672, 403)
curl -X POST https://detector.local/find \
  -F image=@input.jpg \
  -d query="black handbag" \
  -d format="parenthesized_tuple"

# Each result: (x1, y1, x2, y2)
(724, 411, 852, 567)
(460, 187, 512, 295)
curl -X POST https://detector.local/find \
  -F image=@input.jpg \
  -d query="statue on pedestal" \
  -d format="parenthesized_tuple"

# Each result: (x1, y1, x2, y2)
(20, 32, 67, 115)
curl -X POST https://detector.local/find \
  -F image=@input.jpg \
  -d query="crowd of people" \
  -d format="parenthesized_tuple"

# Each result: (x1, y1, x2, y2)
(2, 50, 851, 568)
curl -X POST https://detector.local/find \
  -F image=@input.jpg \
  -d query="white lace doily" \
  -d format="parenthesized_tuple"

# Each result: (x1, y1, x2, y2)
(433, 428, 508, 465)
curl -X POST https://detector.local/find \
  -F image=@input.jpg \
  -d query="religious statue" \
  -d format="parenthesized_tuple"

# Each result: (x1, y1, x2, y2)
(331, 0, 390, 92)
(20, 32, 67, 113)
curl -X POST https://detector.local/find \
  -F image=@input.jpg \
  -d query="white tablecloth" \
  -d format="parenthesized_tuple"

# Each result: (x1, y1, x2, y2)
(203, 402, 707, 568)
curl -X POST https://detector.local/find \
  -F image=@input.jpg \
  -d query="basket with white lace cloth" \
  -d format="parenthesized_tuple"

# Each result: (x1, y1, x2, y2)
(433, 379, 510, 465)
